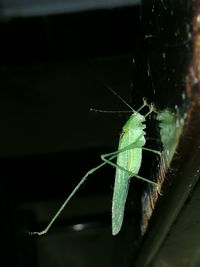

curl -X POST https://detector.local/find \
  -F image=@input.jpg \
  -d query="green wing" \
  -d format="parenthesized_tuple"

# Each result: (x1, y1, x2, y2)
(112, 129, 143, 235)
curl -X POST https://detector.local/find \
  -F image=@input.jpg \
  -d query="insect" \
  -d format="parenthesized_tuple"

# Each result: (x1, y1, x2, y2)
(157, 109, 184, 168)
(30, 89, 160, 236)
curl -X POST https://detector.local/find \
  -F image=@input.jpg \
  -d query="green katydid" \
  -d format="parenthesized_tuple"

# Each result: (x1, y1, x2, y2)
(30, 89, 160, 236)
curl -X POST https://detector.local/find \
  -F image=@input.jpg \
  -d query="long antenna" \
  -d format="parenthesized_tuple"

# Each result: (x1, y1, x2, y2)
(102, 81, 135, 112)
(85, 62, 135, 112)
(90, 108, 132, 114)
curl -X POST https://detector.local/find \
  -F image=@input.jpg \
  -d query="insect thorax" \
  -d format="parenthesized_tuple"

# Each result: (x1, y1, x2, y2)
(121, 112, 146, 148)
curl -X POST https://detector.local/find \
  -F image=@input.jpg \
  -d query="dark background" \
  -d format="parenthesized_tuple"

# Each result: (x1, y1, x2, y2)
(0, 3, 143, 267)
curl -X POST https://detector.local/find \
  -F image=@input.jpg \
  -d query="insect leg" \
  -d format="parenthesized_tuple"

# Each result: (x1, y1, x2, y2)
(136, 98, 155, 116)
(30, 160, 115, 236)
(101, 151, 157, 186)
(141, 147, 161, 156)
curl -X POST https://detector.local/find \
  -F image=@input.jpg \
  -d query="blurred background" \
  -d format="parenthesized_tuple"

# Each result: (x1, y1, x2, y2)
(0, 1, 143, 267)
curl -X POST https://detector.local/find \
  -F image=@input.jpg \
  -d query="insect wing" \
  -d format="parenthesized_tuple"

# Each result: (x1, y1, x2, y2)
(112, 113, 145, 235)
(112, 146, 130, 235)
